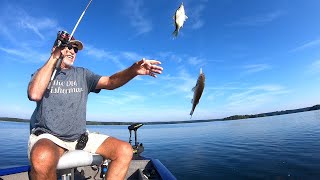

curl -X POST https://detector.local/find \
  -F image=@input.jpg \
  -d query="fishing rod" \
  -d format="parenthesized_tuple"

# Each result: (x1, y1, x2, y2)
(47, 0, 93, 89)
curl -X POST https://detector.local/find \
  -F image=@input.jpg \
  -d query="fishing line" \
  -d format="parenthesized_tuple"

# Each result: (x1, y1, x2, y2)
(48, 0, 93, 89)
(69, 0, 93, 41)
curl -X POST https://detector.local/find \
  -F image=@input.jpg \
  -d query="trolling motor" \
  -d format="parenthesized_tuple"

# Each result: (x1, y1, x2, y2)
(128, 123, 144, 159)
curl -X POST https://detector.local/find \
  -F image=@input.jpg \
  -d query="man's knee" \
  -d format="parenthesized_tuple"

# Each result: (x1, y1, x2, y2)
(97, 138, 133, 161)
(30, 139, 61, 171)
(117, 142, 133, 160)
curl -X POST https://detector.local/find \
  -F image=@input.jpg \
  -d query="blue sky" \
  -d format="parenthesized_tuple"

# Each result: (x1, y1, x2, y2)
(0, 0, 319, 122)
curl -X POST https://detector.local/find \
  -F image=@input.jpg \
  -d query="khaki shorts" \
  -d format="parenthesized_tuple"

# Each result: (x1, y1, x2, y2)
(28, 130, 109, 159)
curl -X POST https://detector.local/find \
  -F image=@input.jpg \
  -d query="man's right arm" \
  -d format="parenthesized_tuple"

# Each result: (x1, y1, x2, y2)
(28, 48, 61, 101)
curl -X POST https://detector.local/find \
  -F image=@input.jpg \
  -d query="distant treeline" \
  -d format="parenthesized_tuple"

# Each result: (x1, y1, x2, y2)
(86, 118, 218, 126)
(0, 117, 29, 123)
(1, 104, 319, 125)
(223, 104, 320, 120)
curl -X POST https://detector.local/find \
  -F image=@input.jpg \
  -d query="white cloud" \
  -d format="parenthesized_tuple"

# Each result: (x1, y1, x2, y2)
(0, 47, 27, 58)
(243, 64, 271, 74)
(308, 60, 320, 74)
(251, 85, 287, 92)
(199, 82, 291, 117)
(18, 17, 57, 40)
(290, 39, 320, 52)
(96, 92, 146, 106)
(226, 10, 284, 27)
(189, 4, 206, 29)
(85, 45, 113, 59)
(156, 66, 196, 98)
(0, 3, 58, 63)
(224, 84, 289, 113)
(188, 56, 205, 66)
(123, 0, 152, 35)
(0, 4, 58, 41)
(84, 45, 146, 78)
(122, 52, 141, 61)
(158, 52, 183, 63)
(85, 45, 127, 70)
(0, 23, 17, 44)
(0, 46, 48, 63)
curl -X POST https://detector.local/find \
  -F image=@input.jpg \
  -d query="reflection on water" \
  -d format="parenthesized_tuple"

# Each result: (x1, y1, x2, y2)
(0, 110, 320, 179)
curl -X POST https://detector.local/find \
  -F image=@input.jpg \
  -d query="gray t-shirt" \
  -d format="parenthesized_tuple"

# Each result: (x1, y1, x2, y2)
(29, 66, 101, 141)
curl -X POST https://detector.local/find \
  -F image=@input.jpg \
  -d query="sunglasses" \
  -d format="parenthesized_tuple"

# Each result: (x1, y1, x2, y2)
(67, 44, 79, 53)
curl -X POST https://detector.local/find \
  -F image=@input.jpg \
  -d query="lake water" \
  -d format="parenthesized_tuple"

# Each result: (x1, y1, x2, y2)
(1, 110, 320, 179)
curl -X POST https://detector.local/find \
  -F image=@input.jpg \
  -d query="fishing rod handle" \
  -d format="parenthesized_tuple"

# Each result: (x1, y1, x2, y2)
(55, 54, 63, 69)
(47, 55, 63, 90)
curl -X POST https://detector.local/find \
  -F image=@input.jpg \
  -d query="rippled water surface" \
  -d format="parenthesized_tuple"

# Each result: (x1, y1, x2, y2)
(1, 110, 320, 179)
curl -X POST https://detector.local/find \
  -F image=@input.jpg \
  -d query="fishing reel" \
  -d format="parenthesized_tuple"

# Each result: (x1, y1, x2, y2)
(54, 30, 72, 48)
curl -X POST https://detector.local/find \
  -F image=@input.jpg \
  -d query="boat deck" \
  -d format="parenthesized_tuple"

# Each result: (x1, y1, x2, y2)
(1, 160, 162, 180)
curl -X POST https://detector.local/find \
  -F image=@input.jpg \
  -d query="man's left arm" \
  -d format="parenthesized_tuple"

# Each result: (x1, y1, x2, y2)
(96, 59, 163, 90)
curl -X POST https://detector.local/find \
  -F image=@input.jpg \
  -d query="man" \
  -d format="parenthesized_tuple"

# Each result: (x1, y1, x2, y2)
(27, 31, 163, 180)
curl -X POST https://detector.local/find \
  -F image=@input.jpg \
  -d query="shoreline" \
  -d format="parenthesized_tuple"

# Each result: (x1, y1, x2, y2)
(1, 104, 319, 125)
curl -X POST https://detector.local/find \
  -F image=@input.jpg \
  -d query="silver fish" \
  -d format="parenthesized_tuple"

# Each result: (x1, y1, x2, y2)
(190, 68, 205, 118)
(172, 2, 188, 37)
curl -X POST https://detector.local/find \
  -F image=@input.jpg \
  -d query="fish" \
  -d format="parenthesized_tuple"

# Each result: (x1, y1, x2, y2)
(172, 2, 188, 37)
(190, 68, 205, 118)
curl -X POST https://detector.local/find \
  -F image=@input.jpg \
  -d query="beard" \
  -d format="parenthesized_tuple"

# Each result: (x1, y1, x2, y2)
(63, 58, 74, 67)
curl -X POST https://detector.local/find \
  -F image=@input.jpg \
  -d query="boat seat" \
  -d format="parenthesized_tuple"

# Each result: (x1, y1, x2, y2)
(57, 150, 103, 169)
(56, 150, 104, 180)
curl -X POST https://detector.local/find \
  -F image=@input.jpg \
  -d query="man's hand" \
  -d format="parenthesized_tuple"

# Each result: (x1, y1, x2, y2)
(51, 46, 64, 60)
(134, 58, 163, 78)
(96, 58, 164, 90)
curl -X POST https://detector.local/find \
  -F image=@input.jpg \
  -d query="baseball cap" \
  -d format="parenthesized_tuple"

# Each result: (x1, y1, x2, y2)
(69, 39, 84, 51)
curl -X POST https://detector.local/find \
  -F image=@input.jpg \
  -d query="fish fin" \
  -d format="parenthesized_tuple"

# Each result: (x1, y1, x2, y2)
(192, 86, 196, 91)
(191, 99, 193, 103)
(185, 15, 188, 19)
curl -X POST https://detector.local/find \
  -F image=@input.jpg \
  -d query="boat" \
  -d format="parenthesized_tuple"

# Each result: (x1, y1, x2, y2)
(0, 123, 176, 180)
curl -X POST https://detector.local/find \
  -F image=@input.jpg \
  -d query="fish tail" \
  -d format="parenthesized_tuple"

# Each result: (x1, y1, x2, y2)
(172, 24, 179, 37)
(172, 29, 179, 37)
(190, 109, 194, 117)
